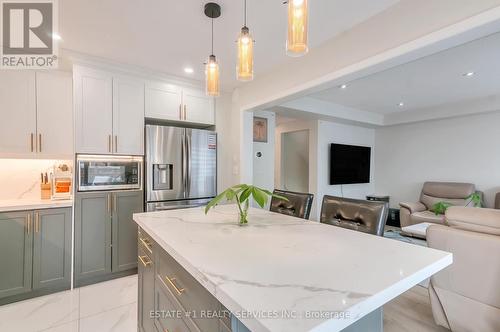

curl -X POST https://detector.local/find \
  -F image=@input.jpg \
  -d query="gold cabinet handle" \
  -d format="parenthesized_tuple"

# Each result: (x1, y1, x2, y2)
(183, 105, 187, 120)
(114, 135, 118, 153)
(30, 133, 34, 152)
(139, 237, 153, 254)
(26, 213, 31, 234)
(166, 276, 185, 295)
(179, 104, 182, 120)
(107, 194, 112, 214)
(113, 194, 117, 214)
(35, 212, 40, 233)
(138, 255, 152, 267)
(108, 135, 112, 153)
(38, 133, 42, 153)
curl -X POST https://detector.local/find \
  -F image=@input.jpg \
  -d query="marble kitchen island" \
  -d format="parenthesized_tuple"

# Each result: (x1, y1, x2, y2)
(133, 205, 452, 332)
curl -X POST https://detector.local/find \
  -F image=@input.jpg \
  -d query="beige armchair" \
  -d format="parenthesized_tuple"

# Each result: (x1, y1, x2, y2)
(399, 182, 477, 228)
(427, 207, 500, 332)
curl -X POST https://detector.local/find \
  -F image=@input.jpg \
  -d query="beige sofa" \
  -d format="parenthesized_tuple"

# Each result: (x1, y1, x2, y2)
(427, 207, 500, 332)
(399, 182, 477, 228)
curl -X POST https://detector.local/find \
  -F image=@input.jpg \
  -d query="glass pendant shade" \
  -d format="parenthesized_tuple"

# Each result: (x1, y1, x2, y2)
(287, 0, 308, 56)
(237, 26, 254, 81)
(205, 55, 220, 97)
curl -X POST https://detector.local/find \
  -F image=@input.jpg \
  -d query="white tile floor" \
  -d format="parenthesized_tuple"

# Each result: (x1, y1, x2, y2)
(0, 275, 138, 332)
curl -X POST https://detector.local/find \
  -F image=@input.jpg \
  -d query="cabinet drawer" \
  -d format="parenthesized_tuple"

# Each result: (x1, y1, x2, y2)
(154, 282, 191, 332)
(157, 248, 219, 331)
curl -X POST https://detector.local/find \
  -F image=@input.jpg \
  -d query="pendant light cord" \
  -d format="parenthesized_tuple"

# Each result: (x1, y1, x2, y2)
(211, 17, 214, 55)
(244, 0, 247, 26)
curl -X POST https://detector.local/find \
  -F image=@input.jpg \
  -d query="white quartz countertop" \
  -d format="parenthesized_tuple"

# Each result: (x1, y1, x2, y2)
(0, 199, 73, 212)
(133, 205, 452, 332)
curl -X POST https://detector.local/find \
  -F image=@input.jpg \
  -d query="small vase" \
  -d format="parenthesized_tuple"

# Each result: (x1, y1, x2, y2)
(238, 201, 250, 226)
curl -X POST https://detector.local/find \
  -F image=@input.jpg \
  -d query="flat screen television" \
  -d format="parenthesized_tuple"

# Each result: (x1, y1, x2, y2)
(330, 143, 371, 185)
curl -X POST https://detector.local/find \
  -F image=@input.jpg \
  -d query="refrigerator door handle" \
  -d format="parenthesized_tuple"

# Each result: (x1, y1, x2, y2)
(181, 129, 185, 199)
(186, 131, 192, 198)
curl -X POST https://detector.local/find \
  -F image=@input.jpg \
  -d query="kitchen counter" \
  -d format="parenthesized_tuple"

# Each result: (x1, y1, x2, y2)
(133, 205, 452, 332)
(0, 198, 73, 212)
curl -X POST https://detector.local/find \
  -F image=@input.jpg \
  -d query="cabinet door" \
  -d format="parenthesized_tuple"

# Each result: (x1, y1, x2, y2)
(0, 71, 36, 157)
(183, 88, 215, 125)
(36, 71, 73, 158)
(32, 208, 71, 290)
(111, 191, 142, 272)
(74, 192, 112, 286)
(0, 211, 33, 299)
(138, 246, 155, 332)
(113, 77, 145, 155)
(145, 81, 182, 121)
(74, 66, 113, 154)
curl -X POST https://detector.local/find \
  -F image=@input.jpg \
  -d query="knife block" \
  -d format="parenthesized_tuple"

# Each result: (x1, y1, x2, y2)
(40, 183, 51, 200)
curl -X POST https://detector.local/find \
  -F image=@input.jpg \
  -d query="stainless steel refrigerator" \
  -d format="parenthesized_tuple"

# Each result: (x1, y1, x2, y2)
(145, 124, 217, 211)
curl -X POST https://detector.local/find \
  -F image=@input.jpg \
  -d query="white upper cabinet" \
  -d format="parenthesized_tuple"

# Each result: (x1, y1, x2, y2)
(0, 71, 73, 159)
(145, 81, 215, 125)
(36, 71, 73, 158)
(74, 66, 113, 154)
(182, 88, 215, 125)
(145, 81, 182, 121)
(113, 76, 145, 155)
(0, 71, 37, 157)
(74, 66, 145, 155)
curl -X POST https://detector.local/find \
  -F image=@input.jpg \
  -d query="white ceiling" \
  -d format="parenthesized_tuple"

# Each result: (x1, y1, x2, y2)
(59, 0, 399, 90)
(310, 31, 500, 114)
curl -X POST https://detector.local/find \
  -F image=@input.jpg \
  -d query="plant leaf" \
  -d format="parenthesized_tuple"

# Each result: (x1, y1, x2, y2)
(252, 187, 267, 208)
(205, 190, 229, 214)
(271, 194, 289, 202)
(239, 187, 252, 203)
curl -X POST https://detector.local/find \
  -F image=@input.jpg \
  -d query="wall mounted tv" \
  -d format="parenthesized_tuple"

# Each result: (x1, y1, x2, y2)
(330, 143, 371, 185)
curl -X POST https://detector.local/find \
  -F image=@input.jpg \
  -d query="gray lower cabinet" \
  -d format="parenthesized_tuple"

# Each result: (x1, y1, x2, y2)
(0, 211, 33, 300)
(75, 190, 142, 286)
(0, 207, 71, 305)
(138, 228, 239, 332)
(33, 208, 72, 290)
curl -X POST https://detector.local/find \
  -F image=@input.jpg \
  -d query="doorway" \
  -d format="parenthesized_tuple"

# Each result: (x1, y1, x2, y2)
(280, 129, 309, 193)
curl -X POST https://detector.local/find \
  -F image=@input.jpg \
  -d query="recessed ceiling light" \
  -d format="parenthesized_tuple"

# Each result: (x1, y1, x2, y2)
(463, 71, 475, 77)
(398, 102, 405, 107)
(52, 33, 62, 41)
(340, 84, 348, 89)
(184, 67, 194, 74)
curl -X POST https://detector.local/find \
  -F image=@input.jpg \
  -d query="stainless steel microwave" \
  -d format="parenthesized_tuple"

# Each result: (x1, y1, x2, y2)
(77, 155, 143, 192)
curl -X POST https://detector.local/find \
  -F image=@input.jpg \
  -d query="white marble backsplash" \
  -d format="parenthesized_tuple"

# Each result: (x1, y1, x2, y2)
(0, 159, 72, 200)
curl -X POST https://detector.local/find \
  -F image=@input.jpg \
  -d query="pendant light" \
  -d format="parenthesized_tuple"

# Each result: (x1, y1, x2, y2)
(286, 0, 308, 57)
(236, 0, 254, 81)
(205, 3, 221, 97)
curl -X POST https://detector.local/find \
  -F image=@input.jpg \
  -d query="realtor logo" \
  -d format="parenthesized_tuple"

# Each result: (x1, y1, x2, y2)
(1, 0, 58, 68)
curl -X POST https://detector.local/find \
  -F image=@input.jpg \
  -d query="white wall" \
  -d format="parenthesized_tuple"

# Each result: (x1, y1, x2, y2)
(252, 111, 276, 197)
(375, 111, 500, 208)
(316, 121, 376, 219)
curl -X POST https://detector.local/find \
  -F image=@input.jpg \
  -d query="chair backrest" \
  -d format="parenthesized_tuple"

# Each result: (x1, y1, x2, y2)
(419, 182, 475, 211)
(320, 195, 388, 236)
(270, 189, 314, 220)
(427, 206, 500, 332)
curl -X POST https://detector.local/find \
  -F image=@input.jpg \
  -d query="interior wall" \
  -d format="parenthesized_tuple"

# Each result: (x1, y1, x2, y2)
(215, 92, 238, 192)
(316, 121, 376, 219)
(374, 111, 500, 208)
(252, 111, 276, 203)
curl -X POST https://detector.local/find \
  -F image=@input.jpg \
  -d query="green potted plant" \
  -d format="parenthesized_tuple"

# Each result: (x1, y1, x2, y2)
(432, 192, 482, 216)
(205, 184, 288, 225)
